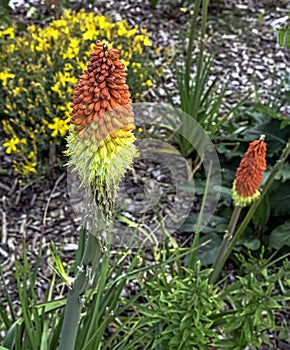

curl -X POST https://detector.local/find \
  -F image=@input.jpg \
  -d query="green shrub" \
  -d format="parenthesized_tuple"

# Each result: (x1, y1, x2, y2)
(122, 257, 290, 350)
(142, 267, 222, 349)
(0, 10, 154, 176)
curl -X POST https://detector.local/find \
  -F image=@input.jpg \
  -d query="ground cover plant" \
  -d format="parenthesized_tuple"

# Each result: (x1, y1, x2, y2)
(1, 1, 290, 349)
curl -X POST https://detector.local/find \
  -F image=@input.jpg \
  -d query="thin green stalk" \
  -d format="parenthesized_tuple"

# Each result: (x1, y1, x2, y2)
(188, 160, 212, 269)
(192, 0, 209, 117)
(81, 251, 110, 348)
(23, 244, 42, 339)
(209, 206, 242, 283)
(185, 0, 201, 91)
(58, 232, 102, 350)
(161, 220, 183, 276)
(40, 273, 56, 350)
(210, 138, 290, 284)
(0, 264, 16, 326)
(15, 259, 37, 350)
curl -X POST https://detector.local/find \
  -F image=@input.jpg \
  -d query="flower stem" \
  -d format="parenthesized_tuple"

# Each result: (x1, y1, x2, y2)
(209, 138, 290, 284)
(58, 232, 102, 350)
(188, 160, 212, 269)
(209, 206, 242, 284)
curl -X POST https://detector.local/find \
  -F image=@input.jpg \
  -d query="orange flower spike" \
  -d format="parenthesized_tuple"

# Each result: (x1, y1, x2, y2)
(65, 40, 137, 208)
(232, 135, 267, 207)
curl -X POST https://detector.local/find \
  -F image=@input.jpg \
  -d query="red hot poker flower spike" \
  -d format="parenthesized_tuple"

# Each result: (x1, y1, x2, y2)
(232, 135, 267, 207)
(65, 40, 136, 214)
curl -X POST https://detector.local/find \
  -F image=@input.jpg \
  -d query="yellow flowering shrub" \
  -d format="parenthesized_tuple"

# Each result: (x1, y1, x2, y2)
(0, 10, 155, 176)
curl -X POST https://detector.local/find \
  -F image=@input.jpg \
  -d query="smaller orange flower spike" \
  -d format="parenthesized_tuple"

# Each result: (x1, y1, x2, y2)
(232, 135, 267, 207)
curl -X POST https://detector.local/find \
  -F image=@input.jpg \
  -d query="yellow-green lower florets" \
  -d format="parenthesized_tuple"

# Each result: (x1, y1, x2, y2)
(66, 122, 136, 207)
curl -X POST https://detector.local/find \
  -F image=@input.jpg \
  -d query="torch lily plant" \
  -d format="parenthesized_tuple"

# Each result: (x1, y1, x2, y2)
(59, 40, 136, 350)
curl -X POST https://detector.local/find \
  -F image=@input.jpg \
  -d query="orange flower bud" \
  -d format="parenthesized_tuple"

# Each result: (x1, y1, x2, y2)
(232, 135, 267, 207)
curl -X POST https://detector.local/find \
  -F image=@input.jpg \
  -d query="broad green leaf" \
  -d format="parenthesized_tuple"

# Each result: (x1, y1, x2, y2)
(243, 237, 261, 251)
(270, 182, 290, 217)
(202, 214, 229, 234)
(196, 232, 222, 265)
(274, 163, 290, 183)
(269, 219, 290, 249)
(3, 320, 21, 348)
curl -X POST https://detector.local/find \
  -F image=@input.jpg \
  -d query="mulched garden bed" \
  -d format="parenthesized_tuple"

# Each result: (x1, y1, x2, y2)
(1, 0, 289, 348)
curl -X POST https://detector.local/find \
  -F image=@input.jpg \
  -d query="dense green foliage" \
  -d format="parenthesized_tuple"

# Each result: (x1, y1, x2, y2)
(1, 243, 290, 349)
